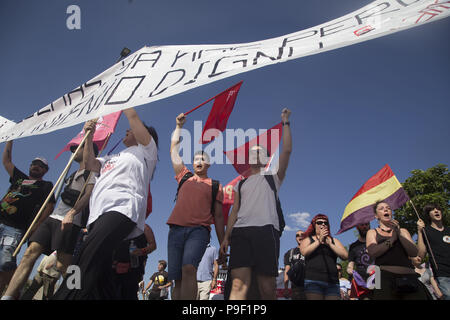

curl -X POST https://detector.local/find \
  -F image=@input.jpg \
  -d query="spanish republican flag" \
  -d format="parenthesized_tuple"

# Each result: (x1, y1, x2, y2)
(337, 164, 409, 234)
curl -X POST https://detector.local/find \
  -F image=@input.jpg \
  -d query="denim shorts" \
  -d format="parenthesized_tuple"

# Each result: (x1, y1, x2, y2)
(0, 223, 24, 272)
(167, 225, 210, 281)
(304, 279, 340, 297)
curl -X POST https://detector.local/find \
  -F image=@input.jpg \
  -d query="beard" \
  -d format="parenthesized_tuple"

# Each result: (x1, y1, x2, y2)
(358, 229, 368, 238)
(29, 169, 45, 180)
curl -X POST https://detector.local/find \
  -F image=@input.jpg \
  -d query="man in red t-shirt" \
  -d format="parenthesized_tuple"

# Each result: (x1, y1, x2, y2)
(167, 113, 225, 300)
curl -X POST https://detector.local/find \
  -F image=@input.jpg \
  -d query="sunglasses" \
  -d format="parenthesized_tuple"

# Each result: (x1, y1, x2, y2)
(296, 234, 302, 238)
(316, 221, 329, 226)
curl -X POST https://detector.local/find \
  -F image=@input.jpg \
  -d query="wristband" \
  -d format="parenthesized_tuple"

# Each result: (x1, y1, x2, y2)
(282, 121, 290, 126)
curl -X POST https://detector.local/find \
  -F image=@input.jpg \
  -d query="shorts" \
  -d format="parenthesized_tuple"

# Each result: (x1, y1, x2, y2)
(304, 279, 340, 297)
(167, 225, 210, 281)
(0, 223, 24, 272)
(229, 225, 280, 277)
(29, 217, 81, 256)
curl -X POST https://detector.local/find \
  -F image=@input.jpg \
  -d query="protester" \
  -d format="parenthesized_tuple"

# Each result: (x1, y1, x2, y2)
(347, 222, 374, 299)
(113, 224, 156, 300)
(167, 113, 225, 300)
(197, 244, 219, 300)
(417, 204, 450, 300)
(337, 263, 351, 300)
(411, 256, 443, 300)
(53, 107, 158, 299)
(145, 260, 172, 300)
(0, 141, 56, 296)
(283, 230, 306, 300)
(21, 251, 61, 300)
(3, 142, 97, 300)
(366, 201, 430, 300)
(220, 108, 292, 300)
(300, 214, 348, 300)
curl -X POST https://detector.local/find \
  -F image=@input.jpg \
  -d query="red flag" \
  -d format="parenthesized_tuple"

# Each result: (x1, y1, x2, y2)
(223, 122, 283, 177)
(55, 111, 122, 159)
(200, 81, 243, 144)
(222, 175, 245, 224)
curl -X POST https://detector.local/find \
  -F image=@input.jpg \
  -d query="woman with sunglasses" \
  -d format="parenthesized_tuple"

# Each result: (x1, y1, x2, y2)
(300, 214, 348, 300)
(366, 201, 431, 300)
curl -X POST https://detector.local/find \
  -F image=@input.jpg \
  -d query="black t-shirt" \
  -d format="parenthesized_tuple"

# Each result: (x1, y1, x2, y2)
(304, 236, 339, 284)
(0, 167, 55, 231)
(348, 239, 374, 281)
(150, 271, 169, 292)
(283, 247, 305, 288)
(424, 225, 450, 278)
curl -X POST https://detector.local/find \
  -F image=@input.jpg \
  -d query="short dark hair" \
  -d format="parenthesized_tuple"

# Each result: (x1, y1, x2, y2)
(193, 150, 210, 163)
(158, 260, 167, 269)
(373, 200, 388, 214)
(143, 122, 158, 148)
(423, 203, 443, 222)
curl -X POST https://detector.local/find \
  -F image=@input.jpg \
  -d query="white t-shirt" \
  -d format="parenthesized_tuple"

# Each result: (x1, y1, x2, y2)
(50, 169, 96, 227)
(88, 140, 157, 238)
(233, 173, 282, 230)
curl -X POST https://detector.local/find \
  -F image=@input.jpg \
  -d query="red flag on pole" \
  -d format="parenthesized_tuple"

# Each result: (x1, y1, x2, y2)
(55, 111, 122, 159)
(200, 81, 242, 144)
(223, 122, 283, 177)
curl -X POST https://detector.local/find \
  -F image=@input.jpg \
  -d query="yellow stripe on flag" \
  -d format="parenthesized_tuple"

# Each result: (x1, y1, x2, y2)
(341, 175, 403, 222)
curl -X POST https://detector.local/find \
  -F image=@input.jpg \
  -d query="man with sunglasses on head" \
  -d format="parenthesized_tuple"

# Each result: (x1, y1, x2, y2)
(0, 141, 56, 296)
(2, 142, 98, 300)
(283, 230, 306, 300)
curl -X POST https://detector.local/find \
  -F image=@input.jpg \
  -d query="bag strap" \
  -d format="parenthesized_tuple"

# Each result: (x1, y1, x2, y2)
(211, 179, 220, 216)
(174, 172, 194, 202)
(237, 178, 247, 209)
(264, 174, 285, 235)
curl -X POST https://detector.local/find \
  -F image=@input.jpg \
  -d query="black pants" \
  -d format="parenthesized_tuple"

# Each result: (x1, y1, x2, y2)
(53, 212, 136, 300)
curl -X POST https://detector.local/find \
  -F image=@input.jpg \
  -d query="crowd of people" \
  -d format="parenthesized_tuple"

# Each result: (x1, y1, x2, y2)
(0, 106, 448, 300)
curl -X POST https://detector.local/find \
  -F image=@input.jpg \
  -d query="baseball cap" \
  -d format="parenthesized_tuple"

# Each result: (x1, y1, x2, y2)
(32, 157, 49, 169)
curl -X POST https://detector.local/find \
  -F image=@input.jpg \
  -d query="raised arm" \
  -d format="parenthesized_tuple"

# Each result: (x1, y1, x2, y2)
(83, 121, 101, 173)
(2, 141, 15, 177)
(277, 108, 292, 182)
(123, 108, 151, 146)
(170, 113, 186, 176)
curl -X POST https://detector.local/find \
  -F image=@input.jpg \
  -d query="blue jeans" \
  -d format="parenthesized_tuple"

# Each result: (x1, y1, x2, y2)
(0, 223, 24, 272)
(304, 279, 340, 297)
(437, 277, 450, 300)
(167, 225, 210, 281)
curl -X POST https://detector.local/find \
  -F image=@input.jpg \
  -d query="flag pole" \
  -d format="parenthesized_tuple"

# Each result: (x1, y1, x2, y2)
(409, 199, 439, 272)
(184, 80, 243, 115)
(13, 129, 94, 257)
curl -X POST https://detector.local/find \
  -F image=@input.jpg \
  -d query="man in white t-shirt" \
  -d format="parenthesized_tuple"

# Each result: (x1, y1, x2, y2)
(3, 143, 97, 300)
(220, 108, 292, 300)
(54, 108, 158, 300)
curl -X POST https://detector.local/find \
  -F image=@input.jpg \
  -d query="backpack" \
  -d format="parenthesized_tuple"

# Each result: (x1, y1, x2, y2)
(286, 248, 305, 287)
(238, 174, 286, 236)
(174, 172, 220, 216)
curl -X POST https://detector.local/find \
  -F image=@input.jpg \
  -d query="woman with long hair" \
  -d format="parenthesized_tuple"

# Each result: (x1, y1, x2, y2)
(300, 214, 348, 300)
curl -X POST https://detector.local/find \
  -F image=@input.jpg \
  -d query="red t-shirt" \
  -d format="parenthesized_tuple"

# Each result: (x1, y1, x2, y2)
(166, 166, 223, 229)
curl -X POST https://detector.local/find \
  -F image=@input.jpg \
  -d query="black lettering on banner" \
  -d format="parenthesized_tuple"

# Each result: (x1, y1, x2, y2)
(89, 80, 118, 113)
(208, 54, 248, 78)
(149, 70, 185, 97)
(115, 55, 138, 77)
(320, 17, 356, 37)
(106, 76, 145, 104)
(277, 31, 318, 59)
(171, 51, 189, 68)
(253, 51, 277, 65)
(84, 80, 102, 89)
(67, 86, 84, 105)
(354, 2, 399, 25)
(36, 103, 55, 116)
(132, 51, 162, 69)
(184, 61, 210, 85)
(394, 0, 421, 7)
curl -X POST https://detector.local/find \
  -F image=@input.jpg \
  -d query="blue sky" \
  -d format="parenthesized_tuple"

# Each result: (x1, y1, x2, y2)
(0, 0, 449, 291)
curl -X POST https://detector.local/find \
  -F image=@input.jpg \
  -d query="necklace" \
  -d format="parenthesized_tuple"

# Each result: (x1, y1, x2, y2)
(379, 227, 392, 233)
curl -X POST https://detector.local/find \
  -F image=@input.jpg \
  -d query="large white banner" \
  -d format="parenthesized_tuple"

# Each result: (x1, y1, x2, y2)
(1, 0, 449, 142)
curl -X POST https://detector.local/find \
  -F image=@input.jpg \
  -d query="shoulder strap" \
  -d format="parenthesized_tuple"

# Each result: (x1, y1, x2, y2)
(211, 180, 220, 216)
(264, 174, 285, 235)
(237, 178, 247, 209)
(174, 172, 194, 202)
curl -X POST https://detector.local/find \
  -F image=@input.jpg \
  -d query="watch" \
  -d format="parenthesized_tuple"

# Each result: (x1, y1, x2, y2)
(384, 239, 392, 248)
(282, 121, 290, 126)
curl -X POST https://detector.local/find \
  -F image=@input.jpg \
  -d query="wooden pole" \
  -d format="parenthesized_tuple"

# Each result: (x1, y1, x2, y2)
(13, 130, 93, 257)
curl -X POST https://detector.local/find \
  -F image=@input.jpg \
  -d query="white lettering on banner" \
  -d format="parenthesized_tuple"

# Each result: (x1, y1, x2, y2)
(1, 0, 449, 142)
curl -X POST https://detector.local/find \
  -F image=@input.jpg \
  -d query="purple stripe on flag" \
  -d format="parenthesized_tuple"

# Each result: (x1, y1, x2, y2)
(337, 187, 409, 234)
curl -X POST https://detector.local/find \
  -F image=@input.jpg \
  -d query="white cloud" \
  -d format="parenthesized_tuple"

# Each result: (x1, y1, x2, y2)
(287, 212, 312, 230)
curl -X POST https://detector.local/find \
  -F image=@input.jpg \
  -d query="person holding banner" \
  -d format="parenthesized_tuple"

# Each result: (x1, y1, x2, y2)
(53, 107, 158, 300)
(220, 108, 292, 300)
(2, 143, 98, 300)
(0, 141, 55, 297)
(417, 204, 450, 299)
(167, 112, 225, 300)
(366, 201, 430, 300)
